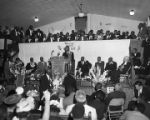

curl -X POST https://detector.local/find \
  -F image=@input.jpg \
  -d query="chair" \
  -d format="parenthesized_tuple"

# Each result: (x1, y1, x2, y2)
(107, 98, 124, 120)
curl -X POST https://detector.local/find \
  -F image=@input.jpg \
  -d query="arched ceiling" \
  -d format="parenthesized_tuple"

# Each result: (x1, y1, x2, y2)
(0, 0, 149, 28)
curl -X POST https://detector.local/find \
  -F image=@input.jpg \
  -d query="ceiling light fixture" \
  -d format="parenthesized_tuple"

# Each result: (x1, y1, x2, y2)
(129, 10, 135, 16)
(78, 12, 85, 17)
(34, 16, 39, 22)
(78, 3, 85, 17)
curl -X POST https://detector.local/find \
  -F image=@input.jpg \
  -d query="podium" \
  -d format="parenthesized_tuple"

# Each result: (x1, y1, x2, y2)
(50, 57, 70, 77)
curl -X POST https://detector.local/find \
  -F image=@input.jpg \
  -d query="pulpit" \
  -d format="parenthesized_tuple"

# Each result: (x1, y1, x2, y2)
(50, 57, 70, 77)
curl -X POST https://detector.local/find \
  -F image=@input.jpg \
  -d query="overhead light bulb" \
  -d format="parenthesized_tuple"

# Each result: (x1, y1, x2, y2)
(78, 12, 84, 17)
(129, 10, 135, 16)
(34, 16, 39, 22)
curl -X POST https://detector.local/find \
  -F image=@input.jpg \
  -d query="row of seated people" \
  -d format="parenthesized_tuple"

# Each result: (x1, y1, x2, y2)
(0, 74, 150, 120)
(0, 25, 137, 43)
(4, 50, 150, 86)
(76, 48, 150, 84)
(76, 55, 134, 84)
(4, 54, 130, 86)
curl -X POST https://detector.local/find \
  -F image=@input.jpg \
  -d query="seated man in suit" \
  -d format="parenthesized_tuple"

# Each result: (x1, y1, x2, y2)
(118, 56, 131, 75)
(105, 57, 117, 83)
(105, 83, 126, 107)
(87, 82, 106, 104)
(88, 89, 106, 120)
(134, 81, 150, 103)
(66, 90, 97, 120)
(76, 56, 92, 78)
(26, 57, 37, 75)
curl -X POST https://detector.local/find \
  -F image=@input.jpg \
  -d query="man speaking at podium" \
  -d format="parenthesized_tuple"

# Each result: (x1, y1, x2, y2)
(62, 45, 75, 74)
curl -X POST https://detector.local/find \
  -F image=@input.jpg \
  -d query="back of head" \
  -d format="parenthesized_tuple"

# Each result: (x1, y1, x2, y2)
(95, 82, 102, 91)
(71, 103, 85, 120)
(75, 90, 86, 103)
(30, 57, 34, 62)
(95, 91, 105, 102)
(40, 57, 43, 62)
(127, 101, 137, 111)
(114, 83, 122, 91)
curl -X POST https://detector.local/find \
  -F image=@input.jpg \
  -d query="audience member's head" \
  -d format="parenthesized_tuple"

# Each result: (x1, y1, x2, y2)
(75, 90, 86, 103)
(125, 31, 129, 36)
(71, 103, 85, 120)
(134, 81, 143, 91)
(95, 82, 102, 91)
(114, 83, 122, 91)
(64, 45, 70, 52)
(97, 56, 101, 62)
(131, 31, 135, 35)
(127, 101, 137, 111)
(40, 56, 44, 62)
(108, 57, 113, 63)
(30, 57, 34, 62)
(29, 25, 33, 30)
(94, 90, 105, 102)
(81, 56, 85, 61)
(123, 56, 130, 63)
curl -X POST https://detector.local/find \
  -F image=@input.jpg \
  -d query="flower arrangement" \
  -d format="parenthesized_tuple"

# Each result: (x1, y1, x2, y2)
(26, 90, 39, 97)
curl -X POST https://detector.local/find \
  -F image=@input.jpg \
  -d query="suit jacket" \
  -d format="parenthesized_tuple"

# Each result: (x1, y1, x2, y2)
(37, 61, 47, 74)
(131, 52, 141, 59)
(39, 74, 50, 98)
(131, 52, 141, 66)
(88, 89, 106, 103)
(77, 60, 92, 76)
(105, 61, 117, 71)
(95, 61, 105, 74)
(118, 62, 131, 74)
(134, 86, 150, 102)
(26, 62, 37, 74)
(10, 29, 20, 43)
(105, 90, 126, 106)
(89, 99, 106, 120)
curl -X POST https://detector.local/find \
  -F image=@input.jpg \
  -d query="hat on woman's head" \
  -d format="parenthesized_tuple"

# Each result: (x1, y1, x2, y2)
(75, 90, 86, 103)
(4, 94, 22, 105)
(16, 97, 35, 113)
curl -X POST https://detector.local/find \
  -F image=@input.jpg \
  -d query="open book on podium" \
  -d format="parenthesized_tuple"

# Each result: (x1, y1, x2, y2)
(50, 56, 70, 77)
